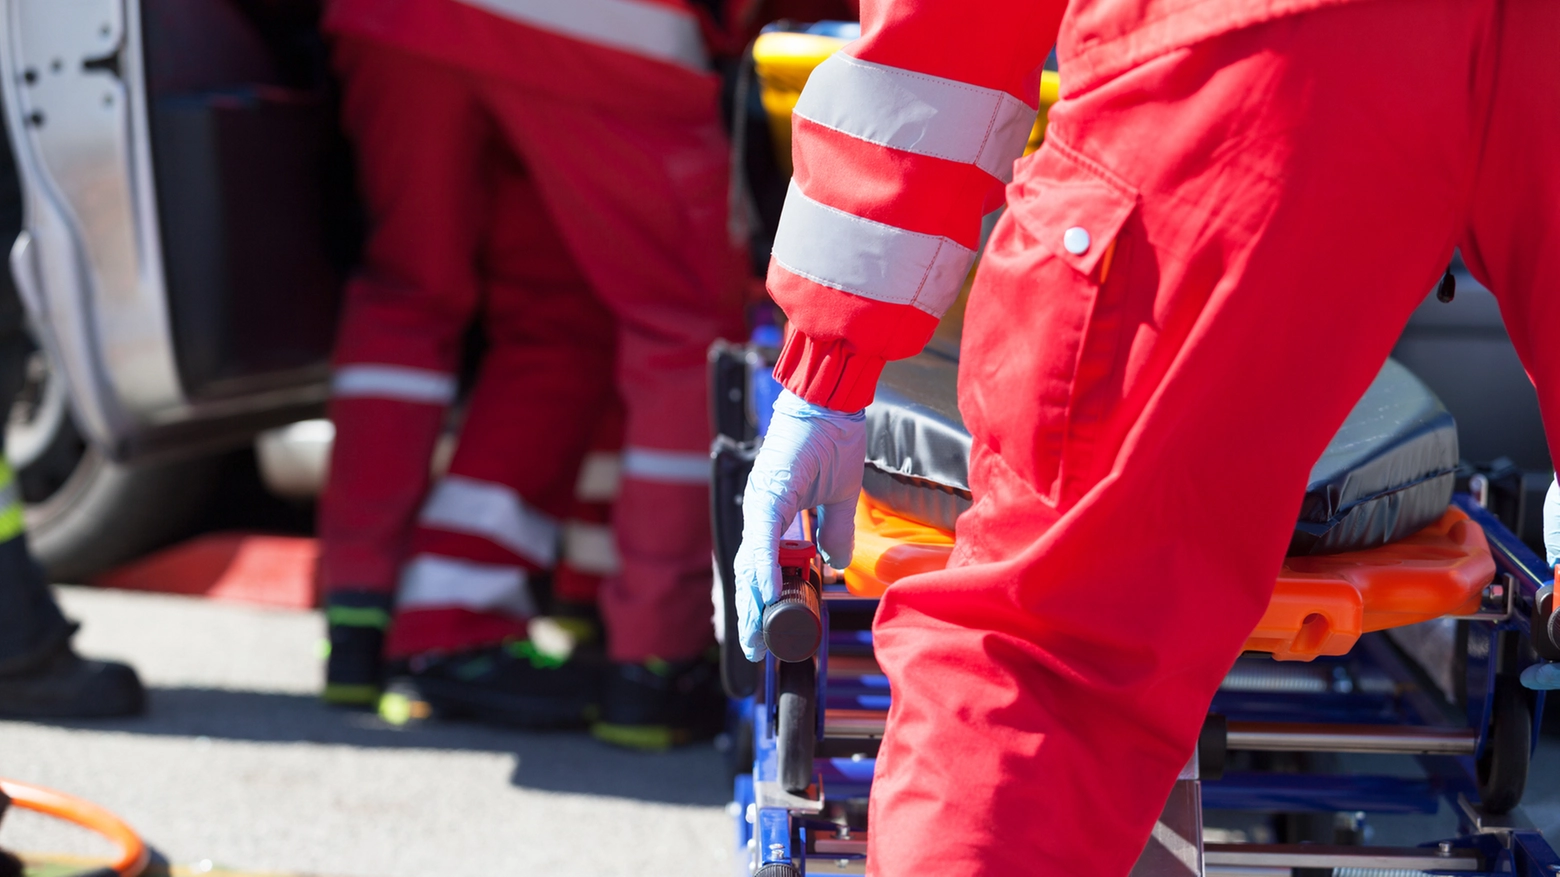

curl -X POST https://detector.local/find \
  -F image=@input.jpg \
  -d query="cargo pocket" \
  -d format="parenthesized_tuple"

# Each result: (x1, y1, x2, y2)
(1005, 140, 1138, 506)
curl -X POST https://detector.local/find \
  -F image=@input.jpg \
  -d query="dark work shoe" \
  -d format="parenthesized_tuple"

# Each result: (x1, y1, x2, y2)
(0, 632, 145, 719)
(407, 640, 602, 729)
(322, 591, 393, 708)
(592, 655, 725, 752)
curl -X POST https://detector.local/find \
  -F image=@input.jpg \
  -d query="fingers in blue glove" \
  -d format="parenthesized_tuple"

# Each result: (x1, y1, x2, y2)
(1520, 662, 1560, 691)
(817, 497, 857, 570)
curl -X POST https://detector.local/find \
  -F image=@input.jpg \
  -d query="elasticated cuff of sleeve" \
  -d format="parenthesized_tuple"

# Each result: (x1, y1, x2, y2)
(773, 331, 883, 414)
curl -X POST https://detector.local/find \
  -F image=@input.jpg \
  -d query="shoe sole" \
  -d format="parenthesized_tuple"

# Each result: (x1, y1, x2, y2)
(591, 721, 690, 752)
(321, 683, 382, 707)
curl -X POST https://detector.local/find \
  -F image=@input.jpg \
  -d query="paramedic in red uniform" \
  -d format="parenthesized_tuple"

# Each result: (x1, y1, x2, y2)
(735, 0, 1560, 871)
(318, 0, 746, 748)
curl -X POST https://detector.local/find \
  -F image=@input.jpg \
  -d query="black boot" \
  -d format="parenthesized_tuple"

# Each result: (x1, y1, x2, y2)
(0, 529, 143, 719)
(322, 590, 393, 707)
(0, 623, 145, 719)
(592, 654, 725, 751)
(407, 640, 602, 729)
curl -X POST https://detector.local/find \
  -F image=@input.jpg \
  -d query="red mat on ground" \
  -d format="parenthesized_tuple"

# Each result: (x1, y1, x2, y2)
(92, 532, 319, 609)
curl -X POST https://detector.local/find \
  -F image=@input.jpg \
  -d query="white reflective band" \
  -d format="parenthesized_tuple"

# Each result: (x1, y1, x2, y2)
(457, 0, 707, 70)
(795, 53, 1035, 183)
(575, 451, 621, 502)
(772, 181, 975, 317)
(563, 521, 620, 576)
(397, 554, 537, 618)
(621, 447, 709, 484)
(332, 365, 457, 405)
(419, 475, 559, 566)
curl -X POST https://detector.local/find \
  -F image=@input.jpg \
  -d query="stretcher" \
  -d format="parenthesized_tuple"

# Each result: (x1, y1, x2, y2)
(712, 334, 1560, 876)
(717, 22, 1560, 875)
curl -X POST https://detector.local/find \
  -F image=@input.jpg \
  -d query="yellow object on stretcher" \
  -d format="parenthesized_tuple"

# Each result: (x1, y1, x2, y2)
(751, 29, 1062, 174)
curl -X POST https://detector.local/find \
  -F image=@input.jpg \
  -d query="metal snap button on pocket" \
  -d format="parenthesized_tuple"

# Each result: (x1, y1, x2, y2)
(1063, 226, 1091, 255)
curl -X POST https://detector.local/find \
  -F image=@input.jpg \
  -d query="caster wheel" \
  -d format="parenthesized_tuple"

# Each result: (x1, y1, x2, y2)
(1477, 677, 1530, 814)
(777, 659, 817, 794)
(755, 864, 802, 877)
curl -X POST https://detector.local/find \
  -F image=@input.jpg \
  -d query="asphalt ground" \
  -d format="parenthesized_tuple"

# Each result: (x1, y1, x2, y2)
(5, 586, 1560, 877)
(0, 587, 733, 877)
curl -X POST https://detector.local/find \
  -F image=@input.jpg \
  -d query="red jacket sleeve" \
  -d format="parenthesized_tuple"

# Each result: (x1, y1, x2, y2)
(767, 0, 1066, 412)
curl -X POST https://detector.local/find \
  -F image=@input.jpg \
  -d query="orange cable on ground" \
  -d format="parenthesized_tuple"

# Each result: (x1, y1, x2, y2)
(1, 779, 149, 877)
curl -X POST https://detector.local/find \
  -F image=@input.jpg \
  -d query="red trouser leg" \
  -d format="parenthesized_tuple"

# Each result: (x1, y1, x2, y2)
(389, 161, 619, 657)
(555, 402, 627, 608)
(867, 3, 1560, 874)
(317, 39, 491, 597)
(487, 87, 746, 662)
(1459, 0, 1560, 453)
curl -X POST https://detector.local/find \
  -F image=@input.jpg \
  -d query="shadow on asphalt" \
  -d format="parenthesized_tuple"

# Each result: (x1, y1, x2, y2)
(23, 686, 730, 808)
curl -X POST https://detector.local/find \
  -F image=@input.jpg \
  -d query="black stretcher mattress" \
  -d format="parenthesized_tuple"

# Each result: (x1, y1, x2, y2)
(862, 350, 1458, 556)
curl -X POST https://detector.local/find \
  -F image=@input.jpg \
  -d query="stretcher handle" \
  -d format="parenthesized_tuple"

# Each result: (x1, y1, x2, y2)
(0, 778, 150, 876)
(763, 540, 821, 663)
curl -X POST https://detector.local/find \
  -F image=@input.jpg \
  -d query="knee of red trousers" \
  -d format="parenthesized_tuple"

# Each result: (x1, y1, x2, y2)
(868, 600, 1224, 877)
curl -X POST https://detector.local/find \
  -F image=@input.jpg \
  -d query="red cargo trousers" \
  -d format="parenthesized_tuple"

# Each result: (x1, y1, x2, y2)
(868, 2, 1560, 874)
(318, 37, 744, 661)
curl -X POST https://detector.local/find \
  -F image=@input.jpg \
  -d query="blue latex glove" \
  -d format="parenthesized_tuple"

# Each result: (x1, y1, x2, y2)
(735, 389, 867, 662)
(1521, 662, 1560, 690)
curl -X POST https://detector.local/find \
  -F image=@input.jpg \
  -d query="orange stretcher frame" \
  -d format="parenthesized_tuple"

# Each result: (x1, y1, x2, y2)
(843, 496, 1496, 662)
(1, 778, 150, 877)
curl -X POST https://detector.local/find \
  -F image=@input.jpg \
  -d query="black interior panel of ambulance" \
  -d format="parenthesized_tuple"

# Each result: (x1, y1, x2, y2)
(142, 0, 350, 401)
(862, 348, 1458, 557)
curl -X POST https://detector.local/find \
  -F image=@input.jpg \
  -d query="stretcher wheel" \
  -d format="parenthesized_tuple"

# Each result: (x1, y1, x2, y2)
(754, 864, 802, 877)
(777, 659, 817, 794)
(1476, 677, 1530, 814)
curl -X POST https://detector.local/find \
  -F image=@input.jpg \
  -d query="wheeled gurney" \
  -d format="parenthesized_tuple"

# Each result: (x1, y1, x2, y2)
(712, 334, 1560, 876)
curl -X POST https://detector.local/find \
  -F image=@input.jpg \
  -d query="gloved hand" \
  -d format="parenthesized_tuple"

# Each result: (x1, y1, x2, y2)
(735, 389, 867, 662)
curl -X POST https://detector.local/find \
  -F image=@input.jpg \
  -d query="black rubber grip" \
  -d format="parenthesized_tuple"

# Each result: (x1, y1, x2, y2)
(763, 568, 821, 663)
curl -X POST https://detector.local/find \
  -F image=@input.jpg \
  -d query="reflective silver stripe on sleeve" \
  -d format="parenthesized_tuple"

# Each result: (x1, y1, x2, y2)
(397, 554, 537, 618)
(419, 475, 560, 567)
(575, 452, 621, 502)
(457, 0, 707, 70)
(621, 447, 709, 484)
(771, 181, 975, 318)
(562, 521, 620, 576)
(332, 365, 457, 405)
(794, 53, 1035, 183)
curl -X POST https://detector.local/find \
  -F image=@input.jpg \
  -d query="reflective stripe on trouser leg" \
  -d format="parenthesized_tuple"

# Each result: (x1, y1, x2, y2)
(455, 0, 708, 71)
(386, 554, 537, 657)
(418, 475, 560, 567)
(332, 364, 458, 404)
(574, 450, 621, 502)
(620, 447, 708, 485)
